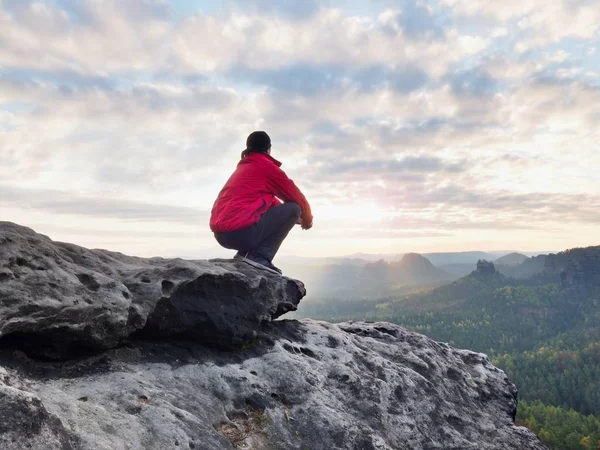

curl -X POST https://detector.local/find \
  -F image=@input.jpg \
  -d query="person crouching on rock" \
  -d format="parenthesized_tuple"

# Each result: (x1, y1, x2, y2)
(210, 131, 313, 274)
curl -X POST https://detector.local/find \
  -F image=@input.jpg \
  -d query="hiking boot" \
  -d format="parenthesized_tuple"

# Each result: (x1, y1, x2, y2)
(239, 253, 283, 275)
(264, 261, 282, 274)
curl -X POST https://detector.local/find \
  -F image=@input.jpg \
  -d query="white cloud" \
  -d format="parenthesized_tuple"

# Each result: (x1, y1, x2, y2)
(441, 0, 542, 21)
(0, 1, 170, 73)
(444, 0, 600, 52)
(515, 1, 600, 52)
(481, 56, 539, 80)
(492, 27, 508, 38)
(172, 8, 489, 78)
(1, 0, 599, 256)
(0, 2, 491, 78)
(545, 50, 570, 64)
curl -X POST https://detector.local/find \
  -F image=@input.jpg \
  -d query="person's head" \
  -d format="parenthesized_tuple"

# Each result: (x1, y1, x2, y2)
(241, 131, 271, 159)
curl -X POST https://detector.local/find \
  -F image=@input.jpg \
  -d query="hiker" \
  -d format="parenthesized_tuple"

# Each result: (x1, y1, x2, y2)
(210, 131, 313, 274)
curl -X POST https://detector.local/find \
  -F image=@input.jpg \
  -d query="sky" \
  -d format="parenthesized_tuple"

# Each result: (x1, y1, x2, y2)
(1, 0, 599, 259)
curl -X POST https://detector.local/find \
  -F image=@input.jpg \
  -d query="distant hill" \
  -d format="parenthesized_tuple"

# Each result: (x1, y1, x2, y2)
(492, 253, 547, 279)
(280, 253, 456, 301)
(489, 246, 600, 285)
(281, 251, 507, 282)
(390, 253, 454, 285)
(386, 260, 511, 314)
(359, 253, 454, 296)
(282, 250, 521, 267)
(422, 251, 502, 266)
(438, 263, 477, 278)
(495, 252, 528, 266)
(278, 255, 370, 267)
(434, 253, 512, 278)
(279, 250, 552, 269)
(342, 252, 403, 262)
(545, 246, 600, 287)
(410, 252, 505, 278)
(298, 247, 600, 350)
(294, 245, 600, 448)
(496, 255, 547, 279)
(493, 246, 600, 282)
(279, 248, 584, 301)
(278, 262, 361, 299)
(298, 245, 600, 321)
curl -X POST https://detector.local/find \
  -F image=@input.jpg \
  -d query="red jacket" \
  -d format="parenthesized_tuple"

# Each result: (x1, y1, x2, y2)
(210, 152, 313, 233)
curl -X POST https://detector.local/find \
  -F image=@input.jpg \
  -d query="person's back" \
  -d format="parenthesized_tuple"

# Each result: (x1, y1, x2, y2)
(210, 131, 313, 274)
(210, 152, 286, 233)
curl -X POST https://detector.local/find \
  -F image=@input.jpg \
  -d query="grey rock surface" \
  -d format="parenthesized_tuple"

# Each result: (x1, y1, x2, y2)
(0, 222, 546, 449)
(0, 222, 304, 359)
(0, 321, 546, 450)
(0, 367, 72, 449)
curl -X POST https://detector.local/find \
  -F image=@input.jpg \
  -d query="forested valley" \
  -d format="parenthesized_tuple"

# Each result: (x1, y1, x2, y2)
(293, 247, 600, 449)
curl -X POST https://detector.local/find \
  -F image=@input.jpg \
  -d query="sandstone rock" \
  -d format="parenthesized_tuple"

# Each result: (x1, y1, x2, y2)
(0, 222, 304, 359)
(0, 367, 73, 449)
(0, 222, 547, 449)
(544, 246, 600, 287)
(0, 320, 546, 450)
(475, 260, 497, 276)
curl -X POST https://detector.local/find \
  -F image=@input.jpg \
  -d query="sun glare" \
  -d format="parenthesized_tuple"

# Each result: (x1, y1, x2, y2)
(315, 202, 389, 223)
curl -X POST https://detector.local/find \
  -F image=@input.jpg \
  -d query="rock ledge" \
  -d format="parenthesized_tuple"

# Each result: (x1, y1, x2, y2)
(0, 222, 547, 450)
(0, 222, 304, 359)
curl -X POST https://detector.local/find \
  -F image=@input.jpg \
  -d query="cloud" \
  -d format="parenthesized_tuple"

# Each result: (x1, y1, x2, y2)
(0, 0, 171, 73)
(171, 7, 489, 76)
(441, 0, 540, 21)
(0, 184, 209, 223)
(229, 0, 320, 20)
(0, 67, 117, 92)
(447, 68, 499, 97)
(392, 3, 446, 40)
(355, 65, 429, 93)
(515, 2, 600, 52)
(0, 2, 489, 78)
(0, 74, 259, 192)
(377, 184, 600, 220)
(443, 0, 600, 52)
(230, 63, 429, 96)
(315, 155, 464, 180)
(387, 216, 543, 232)
(1, 0, 599, 255)
(19, 223, 207, 240)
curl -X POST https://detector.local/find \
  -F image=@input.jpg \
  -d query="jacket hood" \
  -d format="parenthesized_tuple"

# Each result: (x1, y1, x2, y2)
(240, 152, 282, 168)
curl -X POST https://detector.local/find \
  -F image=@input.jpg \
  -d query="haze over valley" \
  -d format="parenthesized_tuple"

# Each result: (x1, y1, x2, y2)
(290, 244, 600, 449)
(279, 249, 552, 301)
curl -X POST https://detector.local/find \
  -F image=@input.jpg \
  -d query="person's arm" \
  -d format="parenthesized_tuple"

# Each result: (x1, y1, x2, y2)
(266, 166, 313, 227)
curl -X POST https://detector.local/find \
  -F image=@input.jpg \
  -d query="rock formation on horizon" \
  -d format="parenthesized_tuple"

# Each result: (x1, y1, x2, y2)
(474, 259, 497, 277)
(544, 246, 600, 287)
(0, 222, 546, 450)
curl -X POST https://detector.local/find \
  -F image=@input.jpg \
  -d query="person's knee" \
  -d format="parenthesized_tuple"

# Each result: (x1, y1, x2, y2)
(286, 202, 301, 218)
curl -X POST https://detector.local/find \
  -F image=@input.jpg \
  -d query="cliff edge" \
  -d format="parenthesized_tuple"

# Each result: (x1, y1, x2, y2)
(0, 222, 546, 450)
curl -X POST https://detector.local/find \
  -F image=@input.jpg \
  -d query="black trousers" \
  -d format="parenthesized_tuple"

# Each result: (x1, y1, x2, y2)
(214, 202, 301, 263)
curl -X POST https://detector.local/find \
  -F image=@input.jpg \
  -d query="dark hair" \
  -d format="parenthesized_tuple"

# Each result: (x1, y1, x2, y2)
(241, 131, 271, 159)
